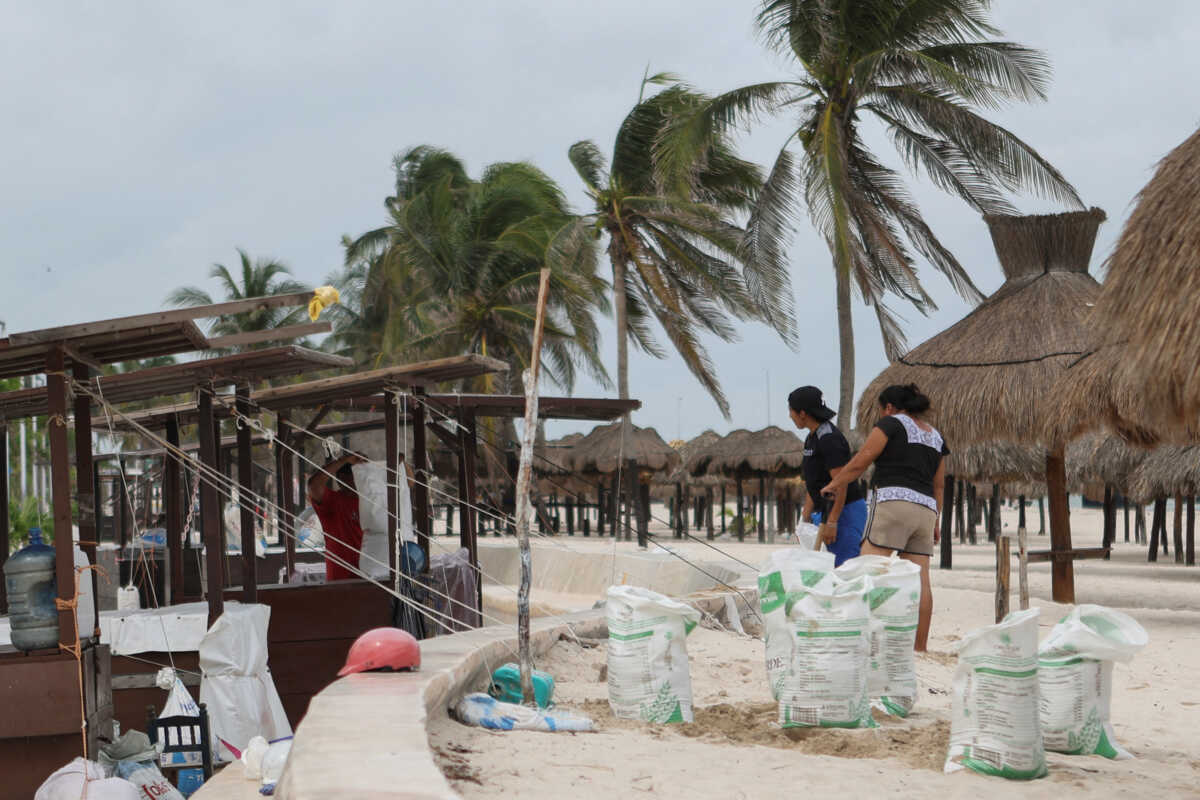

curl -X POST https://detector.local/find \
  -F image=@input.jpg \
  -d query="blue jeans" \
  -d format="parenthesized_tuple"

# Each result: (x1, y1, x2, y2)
(811, 498, 868, 566)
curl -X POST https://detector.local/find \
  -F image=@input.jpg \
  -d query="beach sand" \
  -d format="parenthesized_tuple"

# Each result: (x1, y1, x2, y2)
(428, 506, 1200, 799)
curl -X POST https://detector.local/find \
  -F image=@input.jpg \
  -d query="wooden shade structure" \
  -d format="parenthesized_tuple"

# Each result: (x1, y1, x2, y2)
(857, 209, 1108, 602)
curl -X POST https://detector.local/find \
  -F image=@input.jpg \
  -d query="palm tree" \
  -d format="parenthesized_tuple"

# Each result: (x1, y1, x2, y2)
(659, 1, 1082, 420)
(342, 148, 610, 392)
(167, 250, 310, 346)
(568, 75, 796, 420)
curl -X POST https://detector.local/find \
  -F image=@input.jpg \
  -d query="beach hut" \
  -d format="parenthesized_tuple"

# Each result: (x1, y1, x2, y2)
(685, 426, 806, 542)
(857, 209, 1107, 602)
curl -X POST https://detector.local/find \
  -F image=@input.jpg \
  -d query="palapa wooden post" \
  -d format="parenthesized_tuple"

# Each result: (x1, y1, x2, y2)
(236, 385, 256, 603)
(720, 484, 726, 536)
(995, 533, 1011, 623)
(1017, 494, 1026, 530)
(637, 480, 649, 548)
(940, 474, 954, 569)
(1148, 498, 1162, 561)
(516, 268, 551, 705)
(1173, 492, 1184, 564)
(988, 484, 1000, 542)
(1038, 496, 1046, 535)
(1103, 485, 1116, 560)
(956, 480, 966, 544)
(1045, 450, 1075, 604)
(735, 477, 744, 542)
(197, 386, 224, 626)
(623, 458, 636, 542)
(1123, 498, 1130, 543)
(967, 484, 977, 544)
(767, 477, 777, 543)
(164, 418, 184, 603)
(757, 475, 766, 544)
(1187, 496, 1195, 566)
(1017, 526, 1030, 610)
(706, 487, 715, 540)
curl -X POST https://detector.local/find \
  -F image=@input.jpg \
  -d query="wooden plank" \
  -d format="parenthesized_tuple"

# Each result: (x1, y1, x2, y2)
(7, 292, 311, 346)
(205, 321, 331, 350)
(197, 389, 224, 626)
(1018, 526, 1030, 610)
(0, 652, 84, 737)
(385, 392, 399, 579)
(112, 672, 201, 690)
(1026, 547, 1110, 563)
(995, 534, 1011, 623)
(237, 386, 256, 603)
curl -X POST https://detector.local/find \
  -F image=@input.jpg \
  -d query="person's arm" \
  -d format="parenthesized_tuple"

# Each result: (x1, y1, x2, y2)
(307, 453, 365, 505)
(821, 427, 889, 497)
(932, 457, 946, 544)
(800, 495, 814, 524)
(820, 466, 848, 545)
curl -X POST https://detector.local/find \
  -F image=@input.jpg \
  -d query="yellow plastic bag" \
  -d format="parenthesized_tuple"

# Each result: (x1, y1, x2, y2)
(308, 286, 340, 321)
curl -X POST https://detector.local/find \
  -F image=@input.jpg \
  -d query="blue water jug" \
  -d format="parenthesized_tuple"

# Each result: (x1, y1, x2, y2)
(3, 527, 59, 651)
(488, 663, 555, 708)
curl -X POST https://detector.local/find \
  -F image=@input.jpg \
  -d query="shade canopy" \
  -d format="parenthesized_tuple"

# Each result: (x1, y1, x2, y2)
(685, 426, 806, 478)
(566, 422, 679, 475)
(857, 209, 1107, 448)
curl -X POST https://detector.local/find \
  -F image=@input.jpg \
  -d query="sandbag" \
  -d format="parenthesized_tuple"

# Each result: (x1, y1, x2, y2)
(836, 554, 922, 716)
(946, 608, 1047, 780)
(454, 693, 594, 732)
(758, 548, 836, 698)
(114, 760, 185, 800)
(606, 585, 700, 723)
(1038, 604, 1147, 759)
(35, 758, 140, 800)
(778, 573, 876, 729)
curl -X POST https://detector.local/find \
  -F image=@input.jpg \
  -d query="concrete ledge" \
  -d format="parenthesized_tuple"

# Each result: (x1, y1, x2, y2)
(194, 589, 756, 800)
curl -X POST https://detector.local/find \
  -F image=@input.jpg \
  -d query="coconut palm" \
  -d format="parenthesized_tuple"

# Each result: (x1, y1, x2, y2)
(342, 148, 610, 392)
(166, 249, 310, 345)
(659, 0, 1082, 420)
(568, 75, 796, 420)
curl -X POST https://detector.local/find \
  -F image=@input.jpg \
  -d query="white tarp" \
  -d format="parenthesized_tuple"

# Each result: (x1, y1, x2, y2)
(353, 460, 415, 579)
(199, 604, 291, 761)
(100, 602, 232, 655)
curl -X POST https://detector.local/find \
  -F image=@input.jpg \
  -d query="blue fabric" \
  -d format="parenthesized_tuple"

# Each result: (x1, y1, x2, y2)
(400, 541, 426, 575)
(811, 498, 868, 566)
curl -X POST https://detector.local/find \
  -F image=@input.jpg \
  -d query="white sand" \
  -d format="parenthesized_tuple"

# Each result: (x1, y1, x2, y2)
(430, 506, 1200, 798)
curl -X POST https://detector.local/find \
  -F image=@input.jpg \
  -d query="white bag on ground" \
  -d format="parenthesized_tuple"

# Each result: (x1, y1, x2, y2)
(454, 693, 594, 732)
(113, 760, 185, 800)
(199, 604, 292, 762)
(157, 676, 202, 768)
(606, 585, 701, 723)
(352, 461, 415, 579)
(778, 573, 876, 729)
(837, 554, 922, 716)
(946, 608, 1047, 780)
(35, 758, 140, 800)
(758, 548, 836, 698)
(1038, 604, 1147, 759)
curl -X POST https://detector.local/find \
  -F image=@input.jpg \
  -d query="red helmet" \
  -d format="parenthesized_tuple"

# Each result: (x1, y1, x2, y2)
(337, 628, 421, 677)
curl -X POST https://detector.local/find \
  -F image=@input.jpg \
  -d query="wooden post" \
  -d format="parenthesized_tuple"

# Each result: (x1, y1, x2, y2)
(623, 461, 635, 541)
(165, 419, 184, 602)
(236, 386, 256, 603)
(988, 484, 1001, 542)
(735, 477, 744, 542)
(1148, 497, 1163, 562)
(412, 388, 430, 567)
(72, 362, 99, 635)
(276, 412, 295, 581)
(1017, 494, 1027, 530)
(720, 483, 726, 536)
(385, 392, 399, 581)
(46, 347, 76, 648)
(1173, 492, 1185, 564)
(198, 388, 224, 626)
(463, 411, 481, 620)
(117, 458, 129, 550)
(995, 534, 1011, 623)
(967, 484, 977, 544)
(767, 477, 777, 543)
(515, 268, 551, 705)
(637, 480, 650, 549)
(1045, 450, 1075, 604)
(673, 483, 683, 538)
(1124, 497, 1131, 543)
(1017, 526, 1029, 611)
(1038, 496, 1046, 535)
(940, 474, 954, 569)
(956, 480, 966, 544)
(1103, 485, 1116, 560)
(609, 476, 619, 539)
(757, 475, 766, 544)
(0, 424, 8, 613)
(705, 487, 715, 541)
(1135, 503, 1146, 545)
(1187, 495, 1195, 566)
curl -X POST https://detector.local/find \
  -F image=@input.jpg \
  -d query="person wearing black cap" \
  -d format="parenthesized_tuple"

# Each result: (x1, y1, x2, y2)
(788, 386, 867, 566)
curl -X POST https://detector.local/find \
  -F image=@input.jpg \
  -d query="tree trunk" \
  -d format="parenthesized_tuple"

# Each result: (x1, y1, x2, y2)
(612, 252, 635, 542)
(834, 262, 856, 423)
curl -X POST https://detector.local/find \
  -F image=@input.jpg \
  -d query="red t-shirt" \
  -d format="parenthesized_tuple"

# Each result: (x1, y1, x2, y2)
(312, 487, 364, 581)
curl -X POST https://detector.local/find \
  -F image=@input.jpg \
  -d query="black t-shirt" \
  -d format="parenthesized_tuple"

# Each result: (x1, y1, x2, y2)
(802, 422, 864, 506)
(871, 414, 950, 498)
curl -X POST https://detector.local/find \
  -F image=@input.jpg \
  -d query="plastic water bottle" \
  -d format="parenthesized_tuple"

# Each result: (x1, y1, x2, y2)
(3, 527, 59, 651)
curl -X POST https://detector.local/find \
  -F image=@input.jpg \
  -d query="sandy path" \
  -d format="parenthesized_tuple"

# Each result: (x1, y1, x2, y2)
(430, 508, 1200, 799)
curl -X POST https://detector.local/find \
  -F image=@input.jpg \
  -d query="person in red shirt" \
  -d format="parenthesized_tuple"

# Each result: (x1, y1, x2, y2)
(308, 453, 367, 581)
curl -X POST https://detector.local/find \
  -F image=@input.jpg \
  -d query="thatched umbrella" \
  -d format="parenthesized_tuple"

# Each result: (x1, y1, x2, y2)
(686, 426, 806, 542)
(857, 209, 1107, 602)
(1067, 127, 1200, 433)
(655, 430, 723, 538)
(568, 422, 679, 476)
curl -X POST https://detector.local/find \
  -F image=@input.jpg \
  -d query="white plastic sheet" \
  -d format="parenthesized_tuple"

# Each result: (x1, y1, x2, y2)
(353, 461, 415, 579)
(199, 604, 292, 762)
(35, 758, 140, 800)
(100, 601, 229, 655)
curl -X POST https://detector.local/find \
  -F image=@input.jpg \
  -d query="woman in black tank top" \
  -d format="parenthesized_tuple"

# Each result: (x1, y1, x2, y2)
(820, 384, 948, 652)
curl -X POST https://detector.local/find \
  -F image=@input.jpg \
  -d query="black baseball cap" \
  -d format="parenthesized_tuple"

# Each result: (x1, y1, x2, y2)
(788, 386, 836, 422)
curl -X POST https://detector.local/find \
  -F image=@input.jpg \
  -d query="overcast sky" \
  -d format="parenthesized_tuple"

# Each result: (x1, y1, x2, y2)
(3, 2, 1198, 442)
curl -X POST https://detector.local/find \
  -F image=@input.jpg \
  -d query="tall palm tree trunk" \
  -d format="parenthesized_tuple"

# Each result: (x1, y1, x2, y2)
(835, 263, 855, 422)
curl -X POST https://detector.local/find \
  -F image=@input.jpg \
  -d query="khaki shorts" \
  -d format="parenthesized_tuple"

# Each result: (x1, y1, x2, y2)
(866, 499, 937, 556)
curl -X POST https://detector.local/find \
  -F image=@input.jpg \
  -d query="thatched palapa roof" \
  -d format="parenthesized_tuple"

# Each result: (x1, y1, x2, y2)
(686, 425, 805, 478)
(659, 430, 723, 485)
(857, 209, 1107, 449)
(567, 422, 679, 475)
(1127, 446, 1200, 503)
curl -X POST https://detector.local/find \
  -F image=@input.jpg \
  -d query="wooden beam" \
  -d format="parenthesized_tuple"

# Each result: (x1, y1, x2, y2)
(385, 393, 399, 579)
(204, 321, 331, 350)
(1045, 449, 1075, 603)
(72, 361, 100, 638)
(164, 419, 184, 604)
(0, 423, 8, 613)
(8, 292, 312, 346)
(412, 389, 431, 567)
(277, 412, 296, 580)
(237, 386, 256, 603)
(46, 347, 76, 648)
(1026, 547, 1110, 563)
(197, 388, 224, 625)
